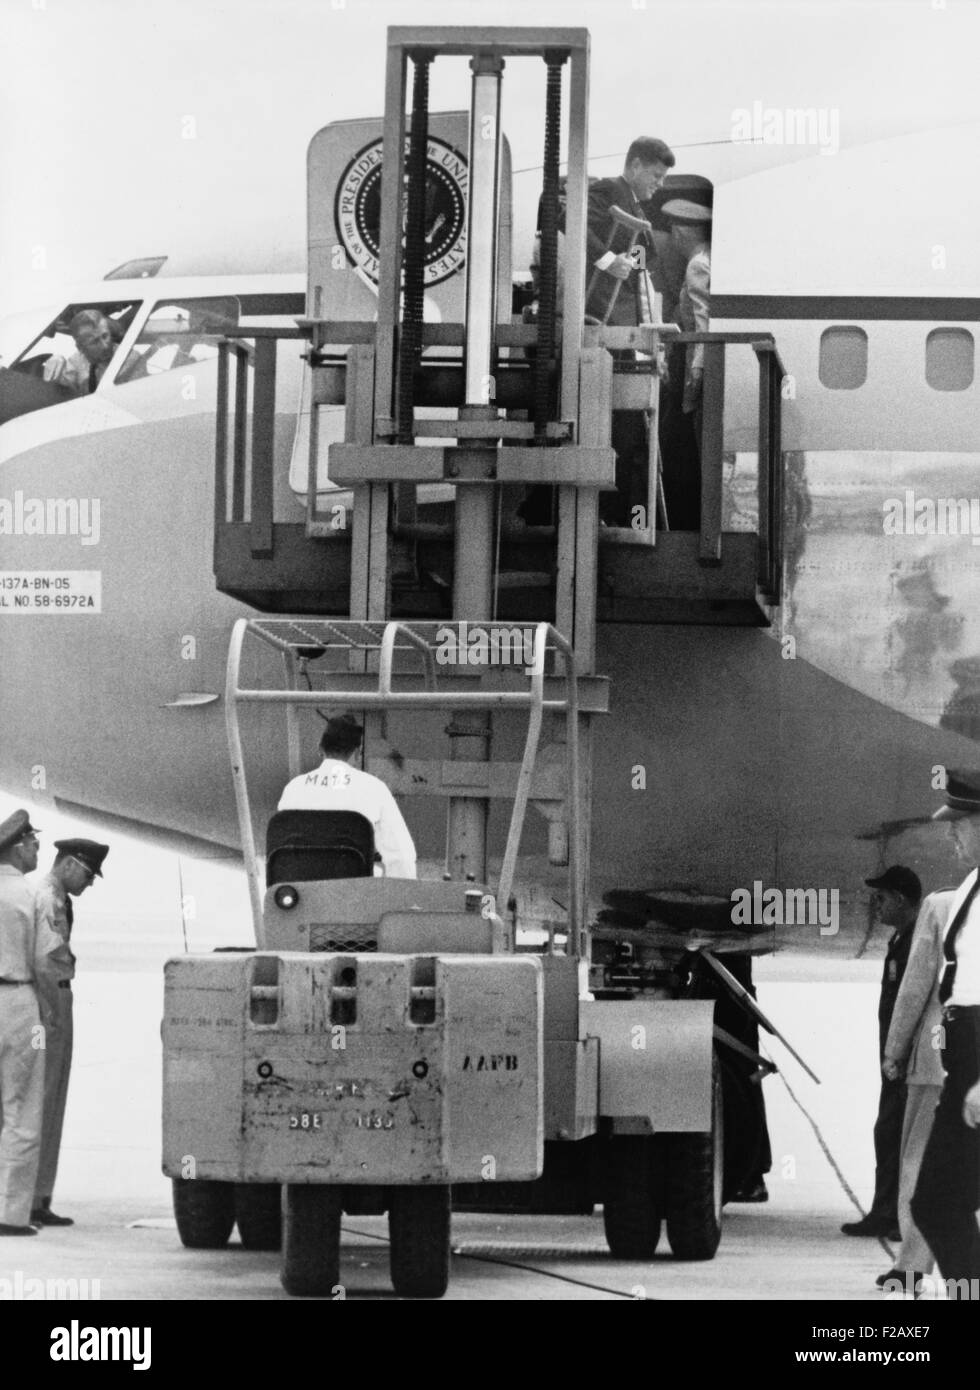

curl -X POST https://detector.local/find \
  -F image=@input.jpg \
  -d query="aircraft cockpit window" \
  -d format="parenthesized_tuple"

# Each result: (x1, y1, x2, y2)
(818, 326, 868, 390)
(115, 296, 240, 384)
(925, 328, 974, 392)
(8, 303, 136, 373)
(0, 301, 138, 419)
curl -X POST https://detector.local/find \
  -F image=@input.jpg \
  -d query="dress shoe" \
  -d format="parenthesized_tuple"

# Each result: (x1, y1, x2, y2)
(0, 1223, 39, 1236)
(841, 1214, 898, 1238)
(30, 1207, 73, 1227)
(729, 1179, 769, 1203)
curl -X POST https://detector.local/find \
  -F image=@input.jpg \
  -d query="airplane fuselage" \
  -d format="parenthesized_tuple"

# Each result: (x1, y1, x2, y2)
(2, 119, 979, 940)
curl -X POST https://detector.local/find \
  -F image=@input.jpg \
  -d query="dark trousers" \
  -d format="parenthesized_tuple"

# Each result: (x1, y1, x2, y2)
(601, 410, 649, 527)
(709, 954, 772, 1188)
(658, 360, 701, 531)
(910, 1012, 980, 1284)
(869, 1073, 906, 1223)
(519, 408, 648, 528)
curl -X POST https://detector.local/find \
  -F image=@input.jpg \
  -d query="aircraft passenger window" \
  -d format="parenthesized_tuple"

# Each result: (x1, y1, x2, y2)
(925, 328, 974, 392)
(818, 327, 867, 389)
(115, 295, 240, 384)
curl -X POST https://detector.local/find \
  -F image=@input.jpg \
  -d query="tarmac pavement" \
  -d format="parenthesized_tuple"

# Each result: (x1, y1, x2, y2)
(0, 956, 923, 1301)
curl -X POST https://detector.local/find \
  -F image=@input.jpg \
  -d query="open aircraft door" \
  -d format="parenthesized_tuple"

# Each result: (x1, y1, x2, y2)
(290, 113, 512, 522)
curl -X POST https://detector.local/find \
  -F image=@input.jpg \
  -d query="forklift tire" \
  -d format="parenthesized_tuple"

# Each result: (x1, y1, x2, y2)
(172, 1177, 236, 1250)
(664, 1057, 724, 1260)
(388, 1186, 451, 1298)
(281, 1185, 342, 1297)
(602, 1136, 663, 1259)
(234, 1182, 282, 1251)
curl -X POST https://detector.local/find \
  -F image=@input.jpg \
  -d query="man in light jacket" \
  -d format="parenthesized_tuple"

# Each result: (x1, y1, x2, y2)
(879, 889, 947, 1291)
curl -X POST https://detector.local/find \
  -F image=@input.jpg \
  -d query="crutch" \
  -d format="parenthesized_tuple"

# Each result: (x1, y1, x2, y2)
(585, 205, 653, 326)
(636, 264, 671, 531)
(587, 206, 669, 529)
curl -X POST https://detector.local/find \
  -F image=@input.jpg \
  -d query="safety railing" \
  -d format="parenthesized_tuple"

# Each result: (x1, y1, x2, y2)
(215, 322, 785, 605)
(215, 327, 306, 560)
(671, 329, 785, 598)
(224, 617, 583, 951)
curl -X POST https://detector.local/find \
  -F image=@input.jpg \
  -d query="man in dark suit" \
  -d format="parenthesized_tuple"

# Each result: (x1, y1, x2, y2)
(583, 137, 675, 325)
(586, 138, 674, 525)
(519, 137, 675, 527)
(842, 865, 922, 1240)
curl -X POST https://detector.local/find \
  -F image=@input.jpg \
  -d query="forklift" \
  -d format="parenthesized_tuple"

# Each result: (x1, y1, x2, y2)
(162, 26, 792, 1298)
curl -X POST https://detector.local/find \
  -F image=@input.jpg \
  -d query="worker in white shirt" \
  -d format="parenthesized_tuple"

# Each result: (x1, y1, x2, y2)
(278, 712, 417, 879)
(909, 768, 980, 1287)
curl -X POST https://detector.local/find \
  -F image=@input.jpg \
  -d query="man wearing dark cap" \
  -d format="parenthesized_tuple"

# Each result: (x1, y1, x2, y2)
(0, 810, 61, 1235)
(30, 838, 108, 1227)
(659, 198, 712, 530)
(278, 713, 416, 878)
(909, 771, 980, 1286)
(842, 865, 922, 1239)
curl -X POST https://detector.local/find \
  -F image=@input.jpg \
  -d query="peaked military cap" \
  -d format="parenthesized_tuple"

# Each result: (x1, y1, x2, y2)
(0, 809, 40, 854)
(933, 769, 980, 821)
(55, 838, 109, 877)
(660, 198, 713, 226)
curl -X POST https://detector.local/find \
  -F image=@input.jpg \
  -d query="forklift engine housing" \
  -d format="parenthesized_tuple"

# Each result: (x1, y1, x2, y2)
(163, 948, 543, 1185)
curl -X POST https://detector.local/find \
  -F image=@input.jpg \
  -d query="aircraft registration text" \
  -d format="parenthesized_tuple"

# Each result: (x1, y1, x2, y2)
(0, 571, 101, 613)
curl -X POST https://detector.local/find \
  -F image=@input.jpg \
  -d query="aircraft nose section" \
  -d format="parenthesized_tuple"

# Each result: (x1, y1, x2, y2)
(0, 365, 74, 425)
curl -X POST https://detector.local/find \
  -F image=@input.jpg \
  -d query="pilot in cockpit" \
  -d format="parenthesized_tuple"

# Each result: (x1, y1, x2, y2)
(42, 309, 117, 394)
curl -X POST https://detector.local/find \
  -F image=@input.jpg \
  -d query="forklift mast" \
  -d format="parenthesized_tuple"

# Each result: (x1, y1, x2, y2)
(318, 28, 613, 910)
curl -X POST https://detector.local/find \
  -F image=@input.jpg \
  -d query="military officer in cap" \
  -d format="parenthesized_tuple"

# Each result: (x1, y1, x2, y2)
(0, 810, 61, 1235)
(908, 770, 980, 1286)
(279, 713, 417, 879)
(659, 198, 712, 530)
(30, 838, 109, 1227)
